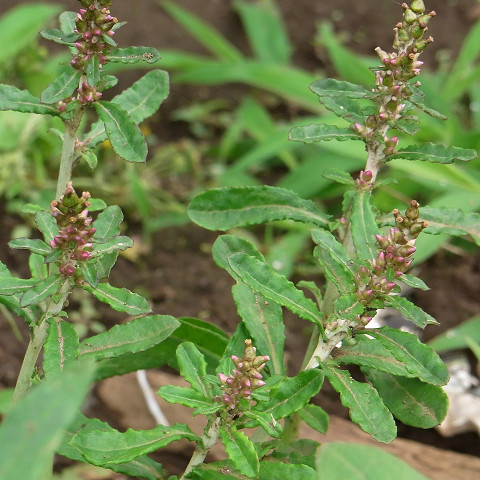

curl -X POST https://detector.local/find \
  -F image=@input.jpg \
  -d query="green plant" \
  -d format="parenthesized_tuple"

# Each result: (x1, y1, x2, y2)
(0, 1, 478, 480)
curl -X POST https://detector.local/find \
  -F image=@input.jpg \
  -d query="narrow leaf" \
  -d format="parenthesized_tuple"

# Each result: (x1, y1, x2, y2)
(298, 404, 329, 434)
(35, 210, 59, 244)
(157, 385, 212, 410)
(176, 342, 211, 397)
(351, 190, 379, 260)
(92, 205, 123, 239)
(289, 123, 360, 143)
(40, 70, 81, 104)
(107, 46, 161, 64)
(0, 277, 36, 296)
(80, 252, 118, 288)
(40, 28, 79, 45)
(322, 168, 355, 185)
(91, 236, 133, 256)
(323, 364, 397, 443)
(310, 78, 372, 99)
(220, 428, 259, 478)
(79, 314, 179, 360)
(390, 143, 478, 164)
(8, 238, 51, 255)
(363, 368, 449, 428)
(260, 461, 316, 480)
(0, 85, 59, 115)
(232, 283, 285, 375)
(384, 295, 437, 328)
(363, 327, 449, 385)
(428, 315, 480, 353)
(399, 273, 429, 291)
(212, 234, 264, 273)
(316, 442, 430, 480)
(71, 424, 200, 465)
(227, 252, 324, 328)
(20, 275, 63, 307)
(43, 318, 79, 376)
(187, 186, 330, 231)
(94, 101, 147, 163)
(82, 282, 151, 315)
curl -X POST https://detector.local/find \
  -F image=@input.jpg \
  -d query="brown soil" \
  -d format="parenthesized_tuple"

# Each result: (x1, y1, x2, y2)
(1, 0, 480, 478)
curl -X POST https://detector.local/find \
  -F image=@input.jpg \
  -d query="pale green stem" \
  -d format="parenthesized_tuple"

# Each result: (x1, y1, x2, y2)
(180, 416, 221, 480)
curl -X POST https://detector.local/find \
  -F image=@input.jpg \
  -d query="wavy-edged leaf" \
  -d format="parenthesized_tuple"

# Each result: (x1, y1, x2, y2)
(390, 143, 477, 164)
(310, 78, 372, 99)
(80, 252, 118, 288)
(60, 414, 164, 480)
(0, 85, 59, 115)
(93, 101, 147, 163)
(40, 28, 79, 45)
(363, 368, 449, 428)
(232, 283, 285, 375)
(157, 385, 212, 410)
(322, 168, 355, 185)
(254, 370, 324, 420)
(82, 282, 151, 316)
(40, 70, 81, 104)
(399, 273, 429, 291)
(428, 315, 480, 353)
(176, 342, 211, 397)
(228, 252, 324, 328)
(0, 277, 36, 296)
(315, 442, 429, 480)
(20, 275, 63, 307)
(421, 207, 480, 245)
(8, 238, 51, 255)
(187, 185, 330, 230)
(85, 70, 169, 148)
(364, 327, 449, 385)
(221, 428, 259, 478)
(71, 423, 200, 465)
(92, 205, 123, 240)
(323, 363, 396, 443)
(351, 190, 379, 261)
(311, 229, 356, 295)
(298, 404, 329, 434)
(289, 123, 359, 143)
(79, 314, 179, 360)
(44, 318, 79, 376)
(107, 46, 161, 64)
(384, 295, 437, 328)
(91, 236, 133, 256)
(260, 460, 316, 479)
(333, 294, 364, 320)
(212, 234, 264, 273)
(35, 210, 59, 244)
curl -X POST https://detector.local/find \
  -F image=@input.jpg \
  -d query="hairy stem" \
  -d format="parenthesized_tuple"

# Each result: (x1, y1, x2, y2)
(180, 416, 221, 480)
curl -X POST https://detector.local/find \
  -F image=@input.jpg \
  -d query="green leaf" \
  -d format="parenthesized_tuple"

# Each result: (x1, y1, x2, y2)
(220, 428, 259, 478)
(298, 404, 329, 434)
(212, 234, 264, 272)
(269, 439, 320, 469)
(80, 252, 118, 288)
(59, 11, 77, 35)
(79, 314, 179, 360)
(227, 252, 324, 328)
(40, 28, 79, 45)
(321, 169, 355, 185)
(20, 275, 64, 307)
(87, 56, 100, 86)
(157, 385, 213, 410)
(363, 368, 449, 428)
(383, 295, 436, 328)
(364, 327, 449, 385)
(107, 46, 161, 64)
(0, 277, 37, 296)
(260, 461, 316, 479)
(93, 101, 147, 163)
(43, 318, 79, 376)
(399, 273, 429, 291)
(162, 1, 243, 62)
(254, 370, 324, 420)
(315, 442, 430, 480)
(92, 205, 123, 239)
(176, 342, 211, 397)
(0, 3, 61, 67)
(8, 238, 51, 255)
(390, 143, 478, 164)
(0, 85, 59, 115)
(0, 361, 94, 480)
(60, 414, 164, 480)
(323, 364, 396, 443)
(333, 295, 364, 321)
(82, 282, 151, 315)
(421, 207, 480, 245)
(187, 186, 330, 231)
(242, 410, 282, 438)
(71, 423, 200, 465)
(232, 283, 285, 375)
(85, 70, 169, 148)
(289, 123, 360, 143)
(91, 236, 133, 256)
(310, 78, 372, 99)
(234, 0, 291, 64)
(35, 210, 59, 244)
(40, 70, 81, 104)
(351, 190, 379, 261)
(311, 229, 356, 295)
(428, 315, 480, 353)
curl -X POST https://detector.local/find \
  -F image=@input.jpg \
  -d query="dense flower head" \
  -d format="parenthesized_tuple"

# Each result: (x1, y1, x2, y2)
(50, 182, 95, 277)
(215, 339, 269, 414)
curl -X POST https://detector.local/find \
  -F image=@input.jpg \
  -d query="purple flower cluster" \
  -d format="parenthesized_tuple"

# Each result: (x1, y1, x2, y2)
(50, 182, 96, 278)
(355, 200, 428, 324)
(216, 339, 269, 413)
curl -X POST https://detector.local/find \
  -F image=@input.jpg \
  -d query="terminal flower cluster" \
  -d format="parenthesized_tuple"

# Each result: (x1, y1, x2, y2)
(355, 200, 428, 324)
(216, 339, 269, 414)
(50, 182, 96, 277)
